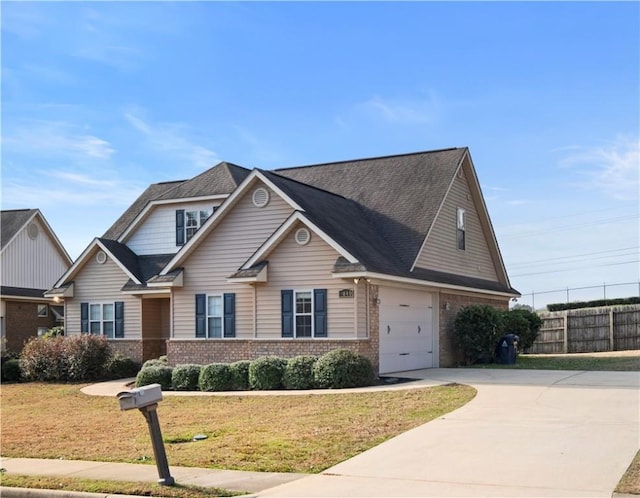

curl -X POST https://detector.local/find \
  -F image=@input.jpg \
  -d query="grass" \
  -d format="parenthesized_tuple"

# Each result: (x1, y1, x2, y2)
(470, 352, 640, 371)
(0, 474, 241, 497)
(617, 450, 640, 495)
(0, 382, 475, 474)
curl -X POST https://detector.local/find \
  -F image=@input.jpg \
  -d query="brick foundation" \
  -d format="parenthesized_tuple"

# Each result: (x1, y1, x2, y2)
(4, 301, 58, 354)
(109, 340, 143, 364)
(438, 293, 509, 367)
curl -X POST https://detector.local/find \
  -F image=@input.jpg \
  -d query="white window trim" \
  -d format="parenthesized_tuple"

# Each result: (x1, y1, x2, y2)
(294, 289, 314, 338)
(206, 294, 225, 339)
(89, 302, 116, 338)
(37, 304, 48, 317)
(185, 209, 212, 243)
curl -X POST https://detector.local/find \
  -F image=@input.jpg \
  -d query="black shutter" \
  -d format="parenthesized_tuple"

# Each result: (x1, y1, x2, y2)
(223, 293, 235, 338)
(80, 302, 89, 333)
(115, 301, 124, 338)
(314, 289, 327, 337)
(176, 210, 185, 246)
(195, 294, 206, 338)
(281, 290, 293, 337)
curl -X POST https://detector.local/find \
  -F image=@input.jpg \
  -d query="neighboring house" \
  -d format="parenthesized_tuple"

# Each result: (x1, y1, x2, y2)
(1, 209, 72, 353)
(47, 149, 519, 373)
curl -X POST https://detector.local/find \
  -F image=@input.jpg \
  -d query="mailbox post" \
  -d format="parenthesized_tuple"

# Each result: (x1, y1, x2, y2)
(117, 384, 175, 486)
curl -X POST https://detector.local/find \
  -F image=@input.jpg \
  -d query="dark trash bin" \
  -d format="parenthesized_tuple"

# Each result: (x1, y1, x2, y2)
(496, 333, 519, 365)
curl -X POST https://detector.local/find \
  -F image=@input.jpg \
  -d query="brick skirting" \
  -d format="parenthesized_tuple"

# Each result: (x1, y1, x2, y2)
(109, 340, 143, 364)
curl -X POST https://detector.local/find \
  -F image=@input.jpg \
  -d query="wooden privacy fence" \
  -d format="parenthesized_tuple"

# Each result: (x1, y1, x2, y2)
(529, 304, 640, 354)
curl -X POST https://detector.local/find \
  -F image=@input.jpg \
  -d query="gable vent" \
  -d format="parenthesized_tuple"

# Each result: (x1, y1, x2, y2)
(295, 228, 311, 246)
(252, 187, 270, 208)
(96, 250, 107, 265)
(27, 223, 39, 240)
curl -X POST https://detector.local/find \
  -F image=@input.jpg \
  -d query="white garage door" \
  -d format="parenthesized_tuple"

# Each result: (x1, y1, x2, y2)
(379, 287, 434, 374)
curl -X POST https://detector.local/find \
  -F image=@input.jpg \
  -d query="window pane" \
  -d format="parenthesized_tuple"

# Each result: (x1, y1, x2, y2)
(296, 316, 312, 337)
(208, 296, 222, 316)
(103, 304, 114, 321)
(199, 210, 210, 226)
(186, 227, 197, 241)
(90, 322, 101, 335)
(296, 292, 312, 314)
(457, 208, 465, 229)
(103, 321, 114, 338)
(457, 229, 466, 251)
(208, 317, 222, 338)
(186, 211, 198, 227)
(90, 304, 101, 321)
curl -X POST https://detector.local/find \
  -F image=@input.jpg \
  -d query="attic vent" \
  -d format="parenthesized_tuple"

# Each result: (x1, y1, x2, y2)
(295, 228, 311, 246)
(457, 167, 463, 179)
(252, 187, 270, 208)
(27, 223, 39, 240)
(96, 250, 107, 265)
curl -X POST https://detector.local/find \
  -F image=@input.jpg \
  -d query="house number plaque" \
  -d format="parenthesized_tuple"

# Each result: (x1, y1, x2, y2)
(339, 289, 354, 298)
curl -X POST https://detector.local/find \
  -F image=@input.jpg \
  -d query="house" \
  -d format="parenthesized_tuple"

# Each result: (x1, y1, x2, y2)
(1, 209, 72, 353)
(47, 148, 519, 373)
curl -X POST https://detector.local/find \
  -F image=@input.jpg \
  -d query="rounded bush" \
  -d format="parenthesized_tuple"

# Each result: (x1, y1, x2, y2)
(199, 363, 233, 392)
(454, 304, 504, 365)
(249, 356, 287, 390)
(135, 365, 173, 390)
(503, 308, 542, 352)
(142, 356, 168, 370)
(105, 354, 140, 380)
(313, 349, 375, 389)
(1, 358, 22, 382)
(172, 364, 202, 391)
(283, 355, 318, 390)
(229, 360, 251, 391)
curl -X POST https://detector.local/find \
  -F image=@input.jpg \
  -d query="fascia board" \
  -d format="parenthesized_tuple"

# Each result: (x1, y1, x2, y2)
(117, 194, 230, 243)
(331, 270, 520, 298)
(242, 212, 358, 270)
(160, 170, 305, 276)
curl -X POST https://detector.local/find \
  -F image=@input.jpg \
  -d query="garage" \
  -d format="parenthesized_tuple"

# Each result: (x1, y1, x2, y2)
(378, 286, 435, 374)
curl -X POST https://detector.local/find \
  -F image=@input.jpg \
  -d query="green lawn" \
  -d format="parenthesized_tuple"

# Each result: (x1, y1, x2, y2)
(471, 352, 640, 371)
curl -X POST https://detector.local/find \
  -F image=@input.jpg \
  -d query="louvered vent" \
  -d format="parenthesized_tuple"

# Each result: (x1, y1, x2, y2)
(295, 228, 311, 246)
(252, 187, 270, 208)
(96, 250, 107, 264)
(27, 223, 39, 239)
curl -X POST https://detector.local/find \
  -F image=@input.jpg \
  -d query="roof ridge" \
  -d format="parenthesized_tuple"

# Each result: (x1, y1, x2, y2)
(260, 169, 349, 201)
(1, 208, 37, 213)
(275, 147, 464, 171)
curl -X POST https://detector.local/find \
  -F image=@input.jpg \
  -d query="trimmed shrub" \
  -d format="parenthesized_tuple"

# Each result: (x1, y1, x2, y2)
(20, 334, 111, 382)
(229, 360, 251, 391)
(142, 356, 168, 370)
(199, 363, 233, 392)
(547, 297, 640, 312)
(313, 349, 374, 389)
(172, 364, 202, 391)
(249, 356, 287, 390)
(283, 355, 318, 390)
(105, 354, 140, 380)
(135, 366, 173, 390)
(1, 358, 22, 382)
(454, 305, 504, 365)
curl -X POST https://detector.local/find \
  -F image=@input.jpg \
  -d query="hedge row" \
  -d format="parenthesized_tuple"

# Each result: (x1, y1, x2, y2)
(135, 349, 375, 391)
(547, 297, 640, 312)
(3, 334, 141, 383)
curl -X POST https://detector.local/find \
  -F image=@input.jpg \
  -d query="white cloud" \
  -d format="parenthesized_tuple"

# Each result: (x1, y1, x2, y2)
(124, 109, 219, 170)
(2, 120, 115, 159)
(357, 94, 440, 125)
(559, 136, 639, 201)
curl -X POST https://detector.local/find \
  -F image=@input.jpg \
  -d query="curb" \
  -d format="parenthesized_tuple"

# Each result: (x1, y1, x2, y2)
(0, 487, 151, 498)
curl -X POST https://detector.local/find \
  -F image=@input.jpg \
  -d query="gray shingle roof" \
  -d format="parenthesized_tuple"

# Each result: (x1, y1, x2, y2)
(275, 148, 467, 269)
(1, 209, 37, 249)
(1, 286, 47, 298)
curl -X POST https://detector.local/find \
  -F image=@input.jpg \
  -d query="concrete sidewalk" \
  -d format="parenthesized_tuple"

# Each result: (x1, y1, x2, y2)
(2, 369, 639, 497)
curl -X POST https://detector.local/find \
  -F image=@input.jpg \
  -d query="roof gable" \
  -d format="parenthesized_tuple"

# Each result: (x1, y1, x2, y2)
(1, 209, 38, 249)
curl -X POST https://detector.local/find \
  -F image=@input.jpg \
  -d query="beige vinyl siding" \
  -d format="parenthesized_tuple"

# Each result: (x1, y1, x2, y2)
(256, 223, 357, 339)
(126, 201, 223, 255)
(415, 169, 498, 281)
(1, 218, 69, 289)
(172, 184, 293, 339)
(66, 249, 141, 338)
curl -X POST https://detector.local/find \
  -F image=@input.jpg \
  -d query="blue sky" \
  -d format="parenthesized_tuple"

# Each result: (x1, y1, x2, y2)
(2, 1, 638, 309)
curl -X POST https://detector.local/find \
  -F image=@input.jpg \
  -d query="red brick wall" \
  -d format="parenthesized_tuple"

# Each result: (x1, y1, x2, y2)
(109, 340, 143, 364)
(438, 292, 509, 367)
(4, 301, 57, 354)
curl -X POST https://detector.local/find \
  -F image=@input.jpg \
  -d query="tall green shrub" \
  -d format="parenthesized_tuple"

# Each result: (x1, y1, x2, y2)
(313, 349, 374, 389)
(135, 366, 173, 390)
(454, 305, 504, 365)
(172, 364, 201, 391)
(199, 363, 233, 391)
(283, 355, 317, 390)
(503, 308, 542, 352)
(229, 360, 251, 390)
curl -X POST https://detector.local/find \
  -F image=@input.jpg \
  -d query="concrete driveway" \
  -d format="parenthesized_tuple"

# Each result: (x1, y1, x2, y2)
(257, 369, 639, 497)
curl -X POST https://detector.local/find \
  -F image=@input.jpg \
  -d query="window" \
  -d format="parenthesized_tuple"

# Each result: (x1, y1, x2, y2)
(281, 289, 327, 338)
(176, 208, 213, 246)
(37, 304, 48, 317)
(81, 302, 124, 338)
(195, 293, 235, 338)
(457, 208, 466, 251)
